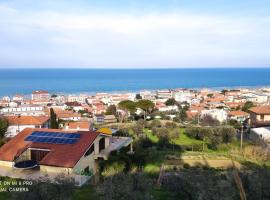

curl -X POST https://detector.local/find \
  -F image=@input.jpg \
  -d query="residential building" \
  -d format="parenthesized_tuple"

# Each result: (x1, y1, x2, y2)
(228, 110, 249, 123)
(64, 121, 92, 131)
(104, 115, 117, 123)
(0, 105, 45, 116)
(0, 128, 132, 186)
(31, 90, 50, 101)
(156, 90, 172, 100)
(5, 116, 50, 137)
(249, 106, 270, 127)
(201, 109, 228, 122)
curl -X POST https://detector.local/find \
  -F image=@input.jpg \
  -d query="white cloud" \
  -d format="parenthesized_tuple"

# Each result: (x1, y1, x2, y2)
(0, 5, 270, 67)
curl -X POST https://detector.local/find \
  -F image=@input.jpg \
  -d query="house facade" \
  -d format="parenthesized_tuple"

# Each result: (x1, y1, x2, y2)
(249, 106, 270, 127)
(5, 116, 50, 137)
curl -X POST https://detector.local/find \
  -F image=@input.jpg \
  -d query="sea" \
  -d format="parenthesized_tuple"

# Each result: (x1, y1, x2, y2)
(0, 68, 270, 97)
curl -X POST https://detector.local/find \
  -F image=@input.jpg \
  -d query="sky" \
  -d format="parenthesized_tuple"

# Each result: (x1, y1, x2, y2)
(0, 0, 270, 68)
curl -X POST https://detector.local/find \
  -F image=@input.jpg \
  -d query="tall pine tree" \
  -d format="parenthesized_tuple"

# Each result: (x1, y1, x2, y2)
(50, 108, 58, 129)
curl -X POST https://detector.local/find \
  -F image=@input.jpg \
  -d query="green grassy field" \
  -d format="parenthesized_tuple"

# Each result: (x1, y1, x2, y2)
(145, 128, 203, 145)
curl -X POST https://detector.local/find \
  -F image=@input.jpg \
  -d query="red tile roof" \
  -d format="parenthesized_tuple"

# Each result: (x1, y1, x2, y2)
(66, 121, 90, 129)
(249, 106, 270, 114)
(0, 128, 99, 168)
(229, 110, 249, 117)
(6, 116, 49, 125)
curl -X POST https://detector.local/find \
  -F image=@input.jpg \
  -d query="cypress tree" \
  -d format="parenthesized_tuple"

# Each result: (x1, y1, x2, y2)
(50, 108, 58, 129)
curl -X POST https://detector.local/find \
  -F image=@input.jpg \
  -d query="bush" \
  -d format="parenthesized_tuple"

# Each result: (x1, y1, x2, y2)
(149, 119, 162, 129)
(165, 122, 178, 129)
(102, 161, 126, 177)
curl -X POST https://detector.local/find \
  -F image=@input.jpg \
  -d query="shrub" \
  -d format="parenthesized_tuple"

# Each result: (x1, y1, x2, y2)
(165, 122, 178, 129)
(149, 119, 162, 129)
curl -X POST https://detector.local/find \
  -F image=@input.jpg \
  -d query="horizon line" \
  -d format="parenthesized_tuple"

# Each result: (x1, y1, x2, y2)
(1, 66, 270, 70)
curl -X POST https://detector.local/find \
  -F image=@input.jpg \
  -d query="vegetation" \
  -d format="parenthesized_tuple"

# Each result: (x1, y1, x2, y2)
(136, 100, 155, 120)
(97, 173, 153, 200)
(200, 114, 220, 126)
(136, 94, 142, 100)
(105, 105, 117, 115)
(242, 101, 254, 112)
(11, 175, 75, 200)
(50, 108, 59, 129)
(0, 117, 8, 139)
(165, 98, 177, 106)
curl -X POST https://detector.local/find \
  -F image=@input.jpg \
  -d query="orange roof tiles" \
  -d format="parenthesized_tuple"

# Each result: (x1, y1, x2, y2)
(249, 106, 270, 114)
(66, 121, 90, 129)
(229, 110, 249, 117)
(6, 116, 49, 125)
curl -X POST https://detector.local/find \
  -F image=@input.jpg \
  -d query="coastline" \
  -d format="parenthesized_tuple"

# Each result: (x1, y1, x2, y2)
(1, 68, 270, 97)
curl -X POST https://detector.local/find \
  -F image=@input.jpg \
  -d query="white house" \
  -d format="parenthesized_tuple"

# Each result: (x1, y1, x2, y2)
(5, 116, 50, 137)
(201, 109, 228, 122)
(0, 105, 45, 116)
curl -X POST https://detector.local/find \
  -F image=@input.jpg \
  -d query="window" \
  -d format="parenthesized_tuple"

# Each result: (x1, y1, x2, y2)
(84, 166, 90, 174)
(85, 144, 94, 156)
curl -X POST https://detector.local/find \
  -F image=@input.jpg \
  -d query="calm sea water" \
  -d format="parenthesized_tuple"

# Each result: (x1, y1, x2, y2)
(0, 68, 270, 97)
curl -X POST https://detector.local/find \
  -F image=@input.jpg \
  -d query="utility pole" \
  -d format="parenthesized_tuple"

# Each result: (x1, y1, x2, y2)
(240, 125, 243, 152)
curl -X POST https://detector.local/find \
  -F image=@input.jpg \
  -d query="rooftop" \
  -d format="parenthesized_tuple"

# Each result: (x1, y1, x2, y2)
(249, 106, 270, 114)
(0, 128, 99, 168)
(6, 116, 49, 125)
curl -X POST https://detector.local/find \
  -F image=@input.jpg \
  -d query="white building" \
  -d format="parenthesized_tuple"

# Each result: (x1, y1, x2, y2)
(5, 116, 50, 137)
(156, 90, 173, 100)
(0, 105, 45, 116)
(201, 109, 228, 122)
(31, 90, 50, 101)
(173, 90, 193, 103)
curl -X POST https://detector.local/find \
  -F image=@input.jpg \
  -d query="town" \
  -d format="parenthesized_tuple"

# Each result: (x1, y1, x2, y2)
(0, 87, 270, 199)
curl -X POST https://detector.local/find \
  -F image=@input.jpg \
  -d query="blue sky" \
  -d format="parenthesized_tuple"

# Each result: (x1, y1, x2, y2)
(0, 0, 270, 68)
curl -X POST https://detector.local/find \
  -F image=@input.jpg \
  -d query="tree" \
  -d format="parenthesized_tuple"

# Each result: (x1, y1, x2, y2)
(136, 119, 148, 129)
(221, 89, 228, 95)
(228, 119, 241, 129)
(0, 117, 8, 139)
(207, 93, 214, 98)
(218, 126, 236, 143)
(50, 108, 59, 129)
(242, 101, 254, 112)
(149, 119, 162, 129)
(132, 124, 144, 136)
(118, 100, 136, 115)
(155, 128, 170, 148)
(11, 174, 75, 200)
(179, 105, 189, 121)
(136, 94, 142, 100)
(165, 122, 178, 129)
(136, 100, 154, 120)
(97, 173, 153, 200)
(165, 98, 177, 106)
(170, 128, 180, 151)
(200, 114, 220, 126)
(51, 94, 57, 98)
(106, 105, 117, 115)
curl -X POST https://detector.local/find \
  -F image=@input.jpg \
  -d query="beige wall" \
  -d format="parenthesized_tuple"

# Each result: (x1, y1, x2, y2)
(15, 149, 31, 163)
(0, 161, 13, 167)
(40, 165, 72, 174)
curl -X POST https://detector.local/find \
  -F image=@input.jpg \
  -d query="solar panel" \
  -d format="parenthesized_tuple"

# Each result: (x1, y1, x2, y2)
(24, 131, 81, 145)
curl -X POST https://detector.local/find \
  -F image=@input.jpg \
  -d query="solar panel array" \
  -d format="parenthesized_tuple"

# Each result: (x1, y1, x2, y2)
(25, 131, 81, 145)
